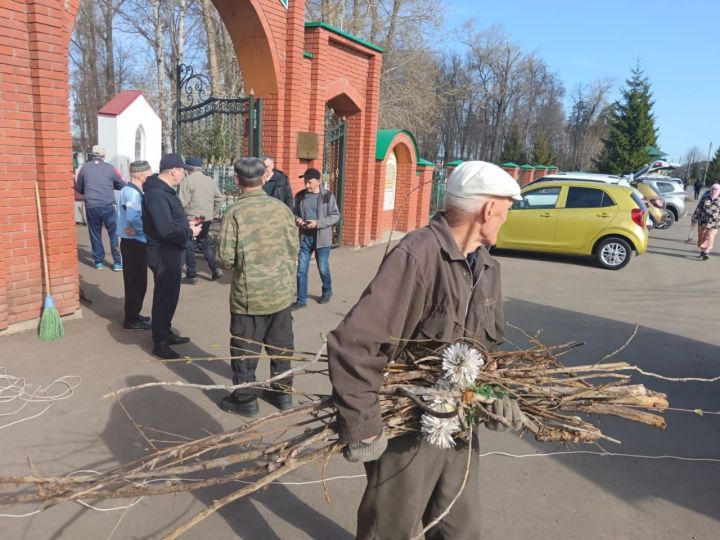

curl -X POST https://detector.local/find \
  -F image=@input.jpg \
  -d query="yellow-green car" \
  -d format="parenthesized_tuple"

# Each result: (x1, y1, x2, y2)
(496, 180, 649, 269)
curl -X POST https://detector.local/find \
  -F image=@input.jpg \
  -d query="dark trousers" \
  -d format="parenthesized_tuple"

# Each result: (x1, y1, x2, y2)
(296, 233, 331, 304)
(86, 205, 121, 265)
(185, 220, 217, 277)
(357, 434, 480, 540)
(229, 307, 294, 402)
(120, 238, 148, 325)
(147, 246, 184, 343)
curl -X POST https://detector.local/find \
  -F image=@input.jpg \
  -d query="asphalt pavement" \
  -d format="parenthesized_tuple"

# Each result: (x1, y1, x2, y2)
(1, 202, 718, 539)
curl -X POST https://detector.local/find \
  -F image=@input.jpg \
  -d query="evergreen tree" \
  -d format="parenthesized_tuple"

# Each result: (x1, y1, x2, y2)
(500, 124, 526, 164)
(705, 147, 720, 186)
(531, 130, 555, 165)
(593, 65, 658, 175)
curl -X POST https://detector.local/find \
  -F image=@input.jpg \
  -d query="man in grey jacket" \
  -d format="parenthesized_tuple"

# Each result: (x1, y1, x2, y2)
(292, 168, 340, 309)
(74, 145, 125, 270)
(178, 157, 225, 283)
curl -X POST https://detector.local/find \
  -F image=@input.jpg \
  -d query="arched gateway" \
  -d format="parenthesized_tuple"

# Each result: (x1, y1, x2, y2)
(0, 0, 411, 332)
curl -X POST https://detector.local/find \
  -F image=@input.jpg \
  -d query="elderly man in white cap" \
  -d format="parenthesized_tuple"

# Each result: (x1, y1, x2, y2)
(328, 161, 524, 539)
(75, 145, 126, 270)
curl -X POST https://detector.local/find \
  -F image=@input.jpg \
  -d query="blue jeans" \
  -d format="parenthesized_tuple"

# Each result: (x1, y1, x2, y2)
(86, 205, 121, 265)
(296, 233, 331, 304)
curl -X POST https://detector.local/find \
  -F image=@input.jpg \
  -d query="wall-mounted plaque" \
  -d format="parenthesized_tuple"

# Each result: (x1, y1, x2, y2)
(297, 132, 319, 160)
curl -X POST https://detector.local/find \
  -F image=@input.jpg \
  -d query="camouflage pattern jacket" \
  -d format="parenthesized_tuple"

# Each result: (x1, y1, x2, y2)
(217, 190, 299, 315)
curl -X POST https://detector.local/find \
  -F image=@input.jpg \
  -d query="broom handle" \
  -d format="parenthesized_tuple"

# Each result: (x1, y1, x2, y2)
(34, 181, 51, 294)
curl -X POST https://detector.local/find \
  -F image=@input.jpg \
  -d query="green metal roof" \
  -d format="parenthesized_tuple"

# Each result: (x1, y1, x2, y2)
(446, 159, 464, 167)
(376, 129, 420, 161)
(417, 158, 435, 167)
(305, 22, 384, 53)
(500, 162, 519, 167)
(519, 164, 534, 169)
(645, 145, 668, 158)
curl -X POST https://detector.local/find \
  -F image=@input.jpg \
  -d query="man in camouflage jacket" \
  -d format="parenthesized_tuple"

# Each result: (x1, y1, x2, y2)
(216, 157, 299, 416)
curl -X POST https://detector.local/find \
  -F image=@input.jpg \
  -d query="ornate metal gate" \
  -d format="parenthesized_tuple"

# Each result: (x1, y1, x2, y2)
(430, 166, 447, 216)
(175, 63, 262, 200)
(323, 106, 346, 246)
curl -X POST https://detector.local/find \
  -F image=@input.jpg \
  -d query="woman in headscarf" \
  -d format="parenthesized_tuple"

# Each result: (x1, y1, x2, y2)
(691, 183, 720, 260)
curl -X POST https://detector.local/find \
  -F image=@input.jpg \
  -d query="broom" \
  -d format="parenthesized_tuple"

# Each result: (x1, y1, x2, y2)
(35, 181, 64, 340)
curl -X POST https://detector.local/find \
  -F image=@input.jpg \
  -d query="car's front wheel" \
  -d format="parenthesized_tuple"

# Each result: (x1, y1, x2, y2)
(595, 237, 632, 270)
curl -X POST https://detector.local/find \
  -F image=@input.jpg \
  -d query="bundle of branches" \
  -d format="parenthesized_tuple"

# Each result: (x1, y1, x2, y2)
(0, 339, 667, 538)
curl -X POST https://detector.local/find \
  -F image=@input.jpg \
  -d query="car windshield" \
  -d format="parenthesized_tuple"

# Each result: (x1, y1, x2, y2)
(515, 186, 561, 209)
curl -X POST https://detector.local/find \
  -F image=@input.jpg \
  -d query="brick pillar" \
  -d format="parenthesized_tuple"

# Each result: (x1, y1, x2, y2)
(398, 164, 419, 232)
(500, 163, 520, 180)
(341, 112, 365, 246)
(533, 166, 548, 181)
(351, 54, 381, 246)
(27, 0, 79, 319)
(281, 1, 310, 182)
(519, 165, 535, 186)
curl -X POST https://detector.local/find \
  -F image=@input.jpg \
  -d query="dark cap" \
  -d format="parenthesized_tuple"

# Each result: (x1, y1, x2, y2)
(185, 156, 203, 168)
(129, 160, 151, 173)
(300, 168, 321, 181)
(159, 153, 186, 172)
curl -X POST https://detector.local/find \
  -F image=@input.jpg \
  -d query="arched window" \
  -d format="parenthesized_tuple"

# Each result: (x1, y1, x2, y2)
(383, 150, 397, 210)
(134, 125, 145, 161)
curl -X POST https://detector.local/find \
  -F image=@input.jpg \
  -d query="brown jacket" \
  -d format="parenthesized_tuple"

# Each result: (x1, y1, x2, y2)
(328, 212, 505, 444)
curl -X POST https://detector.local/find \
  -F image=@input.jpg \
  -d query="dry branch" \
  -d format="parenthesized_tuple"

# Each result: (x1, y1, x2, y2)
(0, 340, 668, 538)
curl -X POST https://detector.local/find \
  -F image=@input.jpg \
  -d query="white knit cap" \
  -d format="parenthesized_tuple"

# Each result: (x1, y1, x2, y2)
(446, 161, 522, 201)
(92, 145, 106, 157)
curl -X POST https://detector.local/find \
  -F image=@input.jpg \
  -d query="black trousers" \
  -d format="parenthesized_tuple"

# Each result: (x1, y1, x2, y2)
(229, 307, 294, 402)
(120, 238, 148, 325)
(185, 220, 217, 277)
(148, 245, 184, 343)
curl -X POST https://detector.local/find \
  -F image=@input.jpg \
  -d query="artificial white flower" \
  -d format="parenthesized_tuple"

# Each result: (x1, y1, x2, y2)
(420, 397, 461, 449)
(441, 342, 484, 388)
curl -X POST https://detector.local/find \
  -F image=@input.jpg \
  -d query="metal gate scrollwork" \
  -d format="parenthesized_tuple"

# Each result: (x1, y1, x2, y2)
(175, 63, 262, 202)
(323, 106, 346, 246)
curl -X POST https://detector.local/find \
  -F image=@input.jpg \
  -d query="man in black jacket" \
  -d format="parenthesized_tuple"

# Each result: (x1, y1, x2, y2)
(262, 156, 293, 208)
(142, 154, 202, 359)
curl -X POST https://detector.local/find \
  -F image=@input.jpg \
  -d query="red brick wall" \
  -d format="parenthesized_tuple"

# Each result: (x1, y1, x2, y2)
(304, 26, 382, 246)
(0, 0, 387, 330)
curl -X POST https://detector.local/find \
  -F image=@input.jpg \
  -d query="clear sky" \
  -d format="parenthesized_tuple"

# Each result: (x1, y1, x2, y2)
(442, 0, 719, 163)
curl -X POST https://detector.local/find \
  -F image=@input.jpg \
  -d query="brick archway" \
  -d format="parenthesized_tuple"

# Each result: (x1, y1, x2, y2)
(373, 131, 420, 240)
(0, 0, 299, 330)
(0, 2, 386, 330)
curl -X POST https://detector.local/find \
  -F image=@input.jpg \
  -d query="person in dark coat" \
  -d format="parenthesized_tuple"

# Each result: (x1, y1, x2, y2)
(142, 154, 202, 359)
(262, 156, 293, 208)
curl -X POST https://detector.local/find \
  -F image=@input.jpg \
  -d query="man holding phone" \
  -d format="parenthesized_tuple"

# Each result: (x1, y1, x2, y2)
(292, 168, 340, 309)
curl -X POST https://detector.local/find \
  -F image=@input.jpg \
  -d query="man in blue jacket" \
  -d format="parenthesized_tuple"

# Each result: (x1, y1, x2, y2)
(74, 145, 125, 270)
(117, 161, 152, 331)
(142, 154, 202, 359)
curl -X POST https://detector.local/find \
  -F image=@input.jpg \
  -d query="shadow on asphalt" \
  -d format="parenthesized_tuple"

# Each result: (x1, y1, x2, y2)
(91, 375, 351, 539)
(504, 298, 720, 524)
(492, 248, 598, 269)
(75, 251, 353, 537)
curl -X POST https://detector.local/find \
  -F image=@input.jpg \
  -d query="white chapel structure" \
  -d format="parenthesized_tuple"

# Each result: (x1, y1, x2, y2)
(97, 91, 161, 178)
